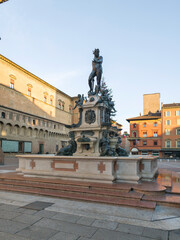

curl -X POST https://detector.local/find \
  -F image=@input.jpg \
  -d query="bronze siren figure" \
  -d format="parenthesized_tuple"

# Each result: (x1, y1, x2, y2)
(88, 49, 103, 94)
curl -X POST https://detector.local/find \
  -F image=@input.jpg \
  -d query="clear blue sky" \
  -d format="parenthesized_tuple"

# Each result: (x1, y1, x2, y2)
(0, 0, 180, 132)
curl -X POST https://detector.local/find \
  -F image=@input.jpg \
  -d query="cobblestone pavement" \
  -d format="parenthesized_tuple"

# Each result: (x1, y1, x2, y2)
(0, 191, 179, 240)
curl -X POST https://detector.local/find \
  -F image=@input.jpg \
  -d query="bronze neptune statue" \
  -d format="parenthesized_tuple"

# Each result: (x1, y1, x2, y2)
(88, 49, 103, 94)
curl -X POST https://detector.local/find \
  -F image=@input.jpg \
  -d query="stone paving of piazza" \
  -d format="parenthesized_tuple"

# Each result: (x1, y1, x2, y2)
(0, 157, 179, 240)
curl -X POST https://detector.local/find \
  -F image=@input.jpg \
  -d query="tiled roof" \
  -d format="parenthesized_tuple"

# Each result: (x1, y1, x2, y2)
(126, 112, 161, 122)
(162, 103, 180, 108)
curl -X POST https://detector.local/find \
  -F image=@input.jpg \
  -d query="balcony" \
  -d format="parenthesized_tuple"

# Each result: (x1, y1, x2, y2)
(127, 137, 140, 141)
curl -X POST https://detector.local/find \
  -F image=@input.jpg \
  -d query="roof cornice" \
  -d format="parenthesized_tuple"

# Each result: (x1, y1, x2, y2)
(0, 54, 73, 100)
(126, 115, 161, 122)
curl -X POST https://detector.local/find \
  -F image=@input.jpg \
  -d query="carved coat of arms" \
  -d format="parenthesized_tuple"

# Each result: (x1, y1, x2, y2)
(85, 110, 96, 124)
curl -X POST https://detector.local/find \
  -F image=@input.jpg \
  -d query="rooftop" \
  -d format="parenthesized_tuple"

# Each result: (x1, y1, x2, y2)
(0, 54, 73, 100)
(126, 111, 161, 122)
(162, 103, 180, 108)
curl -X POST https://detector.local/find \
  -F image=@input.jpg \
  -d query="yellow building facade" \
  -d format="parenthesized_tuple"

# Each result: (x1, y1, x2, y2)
(0, 54, 78, 154)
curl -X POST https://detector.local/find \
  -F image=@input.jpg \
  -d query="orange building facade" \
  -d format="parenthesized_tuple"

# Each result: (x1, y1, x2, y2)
(127, 112, 162, 156)
(127, 97, 180, 158)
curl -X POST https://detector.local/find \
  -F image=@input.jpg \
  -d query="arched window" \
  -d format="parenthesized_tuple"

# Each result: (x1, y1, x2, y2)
(143, 122, 146, 127)
(154, 131, 158, 137)
(58, 102, 61, 109)
(154, 122, 157, 127)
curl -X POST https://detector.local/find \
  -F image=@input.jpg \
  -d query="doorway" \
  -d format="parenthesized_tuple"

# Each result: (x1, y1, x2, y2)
(39, 144, 44, 154)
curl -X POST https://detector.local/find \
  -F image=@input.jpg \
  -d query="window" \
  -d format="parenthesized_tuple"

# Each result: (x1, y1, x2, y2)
(154, 141, 158, 146)
(33, 119, 35, 125)
(165, 129, 170, 135)
(133, 123, 137, 128)
(165, 111, 170, 116)
(10, 79, 14, 89)
(152, 151, 159, 156)
(177, 140, 180, 148)
(143, 123, 146, 127)
(154, 122, 157, 127)
(1, 112, 5, 119)
(133, 131, 137, 137)
(9, 112, 13, 120)
(62, 104, 64, 110)
(166, 120, 171, 125)
(154, 131, 158, 137)
(69, 105, 72, 113)
(23, 115, 26, 123)
(16, 114, 19, 121)
(44, 96, 47, 103)
(177, 129, 180, 135)
(28, 88, 31, 96)
(143, 141, 147, 145)
(176, 110, 180, 116)
(54, 124, 56, 129)
(142, 151, 148, 155)
(50, 99, 53, 105)
(133, 140, 136, 146)
(58, 103, 61, 109)
(143, 132, 147, 137)
(56, 145, 59, 152)
(10, 83, 14, 89)
(165, 140, 171, 148)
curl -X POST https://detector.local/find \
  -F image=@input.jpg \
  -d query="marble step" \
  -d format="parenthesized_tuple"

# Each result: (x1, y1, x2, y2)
(0, 172, 131, 191)
(0, 172, 167, 195)
(0, 183, 156, 209)
(142, 194, 180, 207)
(0, 178, 143, 200)
(133, 182, 167, 195)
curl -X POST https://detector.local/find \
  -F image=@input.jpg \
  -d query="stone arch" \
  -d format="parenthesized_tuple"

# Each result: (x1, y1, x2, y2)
(27, 127, 32, 137)
(0, 121, 4, 136)
(39, 129, 44, 138)
(33, 128, 39, 138)
(20, 126, 26, 136)
(5, 123, 12, 135)
(13, 124, 20, 135)
(44, 130, 48, 138)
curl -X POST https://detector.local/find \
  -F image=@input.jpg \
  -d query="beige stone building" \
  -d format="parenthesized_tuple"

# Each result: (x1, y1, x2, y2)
(0, 54, 79, 154)
(143, 93, 160, 115)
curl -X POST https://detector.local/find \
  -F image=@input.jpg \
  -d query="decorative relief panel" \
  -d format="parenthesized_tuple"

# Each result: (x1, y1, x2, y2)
(51, 160, 78, 171)
(85, 110, 96, 124)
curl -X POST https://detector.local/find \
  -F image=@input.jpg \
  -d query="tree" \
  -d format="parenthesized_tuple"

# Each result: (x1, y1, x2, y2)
(100, 77, 117, 120)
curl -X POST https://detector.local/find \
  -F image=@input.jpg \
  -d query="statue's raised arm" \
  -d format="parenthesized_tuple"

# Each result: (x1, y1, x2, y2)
(88, 49, 103, 95)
